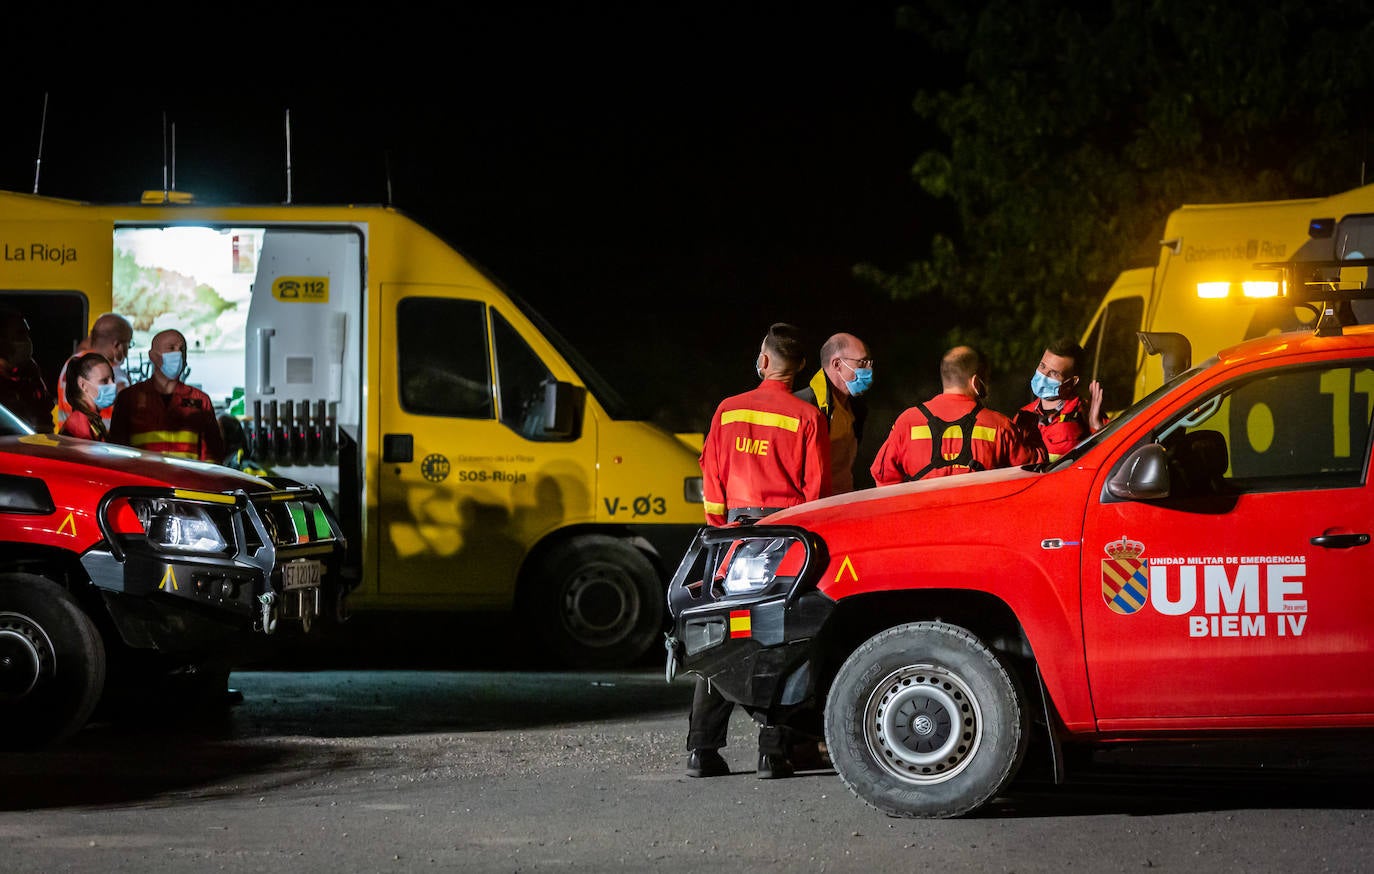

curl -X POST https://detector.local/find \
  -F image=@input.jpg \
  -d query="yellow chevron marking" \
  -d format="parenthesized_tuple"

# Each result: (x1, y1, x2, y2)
(834, 554, 859, 583)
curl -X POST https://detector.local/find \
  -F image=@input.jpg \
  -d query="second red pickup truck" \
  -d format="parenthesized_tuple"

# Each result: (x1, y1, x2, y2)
(668, 284, 1374, 817)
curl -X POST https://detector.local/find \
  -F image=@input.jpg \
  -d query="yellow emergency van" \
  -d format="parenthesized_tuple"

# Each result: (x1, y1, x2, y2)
(0, 188, 706, 668)
(1080, 183, 1374, 414)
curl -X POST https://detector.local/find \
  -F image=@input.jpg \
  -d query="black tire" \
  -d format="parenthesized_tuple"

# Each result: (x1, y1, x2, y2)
(0, 573, 107, 750)
(825, 621, 1028, 818)
(519, 534, 664, 669)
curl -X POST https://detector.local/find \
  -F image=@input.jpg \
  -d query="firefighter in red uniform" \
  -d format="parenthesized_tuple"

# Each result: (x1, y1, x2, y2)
(0, 307, 54, 433)
(109, 328, 225, 463)
(57, 313, 134, 431)
(687, 323, 831, 780)
(871, 345, 1034, 484)
(1015, 337, 1105, 463)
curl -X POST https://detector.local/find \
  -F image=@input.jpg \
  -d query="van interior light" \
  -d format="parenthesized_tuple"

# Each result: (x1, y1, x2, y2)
(1241, 281, 1280, 298)
(1197, 282, 1230, 299)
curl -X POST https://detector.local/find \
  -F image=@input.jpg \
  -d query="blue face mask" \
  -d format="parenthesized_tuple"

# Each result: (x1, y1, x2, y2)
(1031, 370, 1062, 401)
(159, 351, 184, 381)
(841, 360, 874, 396)
(94, 382, 118, 410)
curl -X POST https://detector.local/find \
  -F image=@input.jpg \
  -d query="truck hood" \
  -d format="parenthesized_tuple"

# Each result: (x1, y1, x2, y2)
(1, 434, 271, 492)
(765, 464, 1042, 528)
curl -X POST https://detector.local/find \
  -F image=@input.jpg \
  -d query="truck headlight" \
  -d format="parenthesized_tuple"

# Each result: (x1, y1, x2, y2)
(720, 535, 807, 596)
(129, 497, 232, 553)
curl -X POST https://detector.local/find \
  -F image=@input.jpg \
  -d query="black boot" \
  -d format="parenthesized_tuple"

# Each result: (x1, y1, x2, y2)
(757, 752, 793, 780)
(686, 749, 729, 778)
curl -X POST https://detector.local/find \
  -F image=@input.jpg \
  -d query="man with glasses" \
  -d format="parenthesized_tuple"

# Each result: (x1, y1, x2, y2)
(56, 313, 135, 430)
(795, 332, 873, 493)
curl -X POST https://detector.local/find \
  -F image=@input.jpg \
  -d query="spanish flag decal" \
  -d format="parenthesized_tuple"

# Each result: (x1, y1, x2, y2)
(729, 609, 751, 639)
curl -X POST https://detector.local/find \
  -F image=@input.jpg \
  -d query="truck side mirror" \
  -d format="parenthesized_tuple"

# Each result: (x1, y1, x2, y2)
(543, 380, 579, 438)
(1106, 443, 1171, 500)
(1138, 331, 1192, 381)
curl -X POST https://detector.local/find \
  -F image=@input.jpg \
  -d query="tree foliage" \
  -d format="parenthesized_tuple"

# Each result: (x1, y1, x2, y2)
(859, 0, 1374, 370)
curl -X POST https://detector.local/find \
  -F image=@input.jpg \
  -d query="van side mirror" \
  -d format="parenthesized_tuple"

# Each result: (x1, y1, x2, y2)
(1106, 443, 1171, 500)
(543, 380, 579, 438)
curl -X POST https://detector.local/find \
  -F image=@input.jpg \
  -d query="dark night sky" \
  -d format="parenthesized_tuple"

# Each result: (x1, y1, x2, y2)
(4, 4, 951, 446)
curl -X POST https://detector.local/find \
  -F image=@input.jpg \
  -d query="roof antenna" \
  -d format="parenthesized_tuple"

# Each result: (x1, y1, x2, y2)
(32, 92, 49, 194)
(285, 109, 293, 204)
(384, 150, 394, 206)
(170, 121, 177, 192)
(161, 111, 169, 195)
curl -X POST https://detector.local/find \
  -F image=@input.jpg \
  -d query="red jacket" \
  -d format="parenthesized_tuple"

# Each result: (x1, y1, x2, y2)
(1016, 395, 1090, 462)
(59, 408, 107, 442)
(108, 379, 225, 462)
(699, 379, 831, 527)
(870, 392, 1035, 485)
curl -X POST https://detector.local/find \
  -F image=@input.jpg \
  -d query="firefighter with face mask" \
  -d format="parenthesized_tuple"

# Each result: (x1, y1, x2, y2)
(795, 331, 872, 494)
(1015, 337, 1106, 464)
(688, 322, 831, 781)
(109, 328, 225, 462)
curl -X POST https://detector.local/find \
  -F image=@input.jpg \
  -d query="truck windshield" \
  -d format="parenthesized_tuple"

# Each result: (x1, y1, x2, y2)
(1045, 357, 1218, 470)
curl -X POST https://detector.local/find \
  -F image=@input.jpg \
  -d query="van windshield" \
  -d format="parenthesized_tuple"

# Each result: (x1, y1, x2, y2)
(504, 291, 641, 421)
(1045, 357, 1218, 470)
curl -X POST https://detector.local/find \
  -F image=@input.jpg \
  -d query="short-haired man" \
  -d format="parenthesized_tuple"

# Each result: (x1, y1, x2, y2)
(795, 332, 871, 494)
(688, 322, 831, 780)
(109, 328, 225, 462)
(870, 345, 1034, 484)
(57, 313, 134, 429)
(1016, 337, 1099, 463)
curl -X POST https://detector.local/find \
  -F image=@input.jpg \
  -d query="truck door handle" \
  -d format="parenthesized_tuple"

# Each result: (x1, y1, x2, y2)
(256, 327, 276, 395)
(1310, 533, 1370, 548)
(383, 433, 413, 463)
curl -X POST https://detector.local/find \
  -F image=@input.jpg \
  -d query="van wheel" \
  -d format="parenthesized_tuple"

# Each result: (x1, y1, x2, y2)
(0, 573, 107, 749)
(825, 621, 1027, 819)
(520, 535, 664, 669)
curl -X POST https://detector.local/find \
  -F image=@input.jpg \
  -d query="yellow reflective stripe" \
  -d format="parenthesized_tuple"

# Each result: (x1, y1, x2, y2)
(171, 488, 237, 504)
(703, 500, 727, 515)
(910, 424, 998, 442)
(721, 409, 800, 432)
(130, 430, 199, 447)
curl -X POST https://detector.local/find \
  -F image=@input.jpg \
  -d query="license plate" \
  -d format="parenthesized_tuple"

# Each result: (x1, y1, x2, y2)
(282, 560, 322, 591)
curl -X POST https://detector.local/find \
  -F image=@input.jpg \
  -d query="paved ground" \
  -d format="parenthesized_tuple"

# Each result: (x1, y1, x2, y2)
(4, 616, 1374, 872)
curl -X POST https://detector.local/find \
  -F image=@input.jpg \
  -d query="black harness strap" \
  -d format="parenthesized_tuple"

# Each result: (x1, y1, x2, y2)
(908, 401, 987, 481)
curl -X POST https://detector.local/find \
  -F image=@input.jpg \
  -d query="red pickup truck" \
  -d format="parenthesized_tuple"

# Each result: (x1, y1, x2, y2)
(667, 296, 1374, 817)
(0, 406, 348, 749)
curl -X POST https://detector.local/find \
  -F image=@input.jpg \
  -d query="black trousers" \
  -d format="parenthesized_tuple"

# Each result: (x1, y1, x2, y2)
(686, 676, 788, 757)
